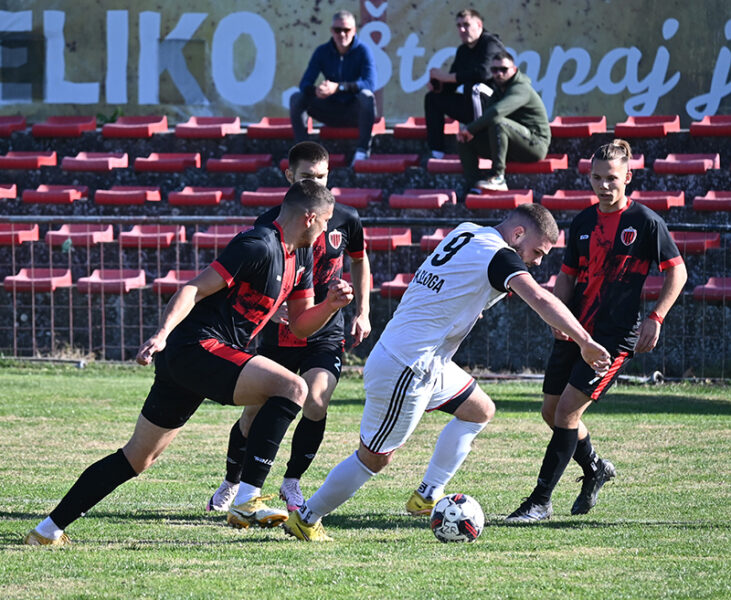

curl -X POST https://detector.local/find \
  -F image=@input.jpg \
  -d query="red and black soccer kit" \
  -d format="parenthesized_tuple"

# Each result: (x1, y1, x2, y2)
(543, 200, 683, 400)
(142, 223, 314, 428)
(255, 202, 366, 380)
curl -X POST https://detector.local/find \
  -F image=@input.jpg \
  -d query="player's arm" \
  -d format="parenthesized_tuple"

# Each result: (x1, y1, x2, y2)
(634, 261, 687, 353)
(548, 270, 577, 341)
(509, 273, 611, 372)
(287, 280, 354, 339)
(349, 253, 372, 346)
(136, 267, 226, 365)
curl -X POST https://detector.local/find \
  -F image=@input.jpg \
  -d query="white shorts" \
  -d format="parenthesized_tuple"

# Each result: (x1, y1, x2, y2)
(361, 343, 475, 454)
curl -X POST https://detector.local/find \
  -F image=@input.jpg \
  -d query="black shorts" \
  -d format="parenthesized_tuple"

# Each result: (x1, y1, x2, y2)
(542, 338, 634, 402)
(141, 338, 254, 429)
(259, 338, 344, 381)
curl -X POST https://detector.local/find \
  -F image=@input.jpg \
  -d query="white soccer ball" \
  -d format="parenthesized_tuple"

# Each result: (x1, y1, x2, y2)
(430, 493, 485, 543)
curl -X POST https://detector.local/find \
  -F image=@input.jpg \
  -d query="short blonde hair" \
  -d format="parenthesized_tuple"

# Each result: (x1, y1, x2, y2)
(591, 139, 633, 164)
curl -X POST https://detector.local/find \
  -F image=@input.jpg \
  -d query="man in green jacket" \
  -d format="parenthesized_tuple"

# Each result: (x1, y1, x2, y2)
(457, 51, 551, 192)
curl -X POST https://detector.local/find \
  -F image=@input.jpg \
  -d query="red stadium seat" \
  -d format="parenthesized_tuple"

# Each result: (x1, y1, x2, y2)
(94, 186, 161, 205)
(152, 270, 201, 294)
(692, 277, 731, 303)
(45, 224, 114, 246)
(465, 189, 533, 210)
(539, 274, 557, 292)
(119, 225, 186, 248)
(4, 268, 72, 293)
(32, 116, 96, 137)
(331, 187, 383, 209)
(0, 151, 57, 169)
(380, 273, 414, 298)
(246, 117, 312, 139)
(506, 154, 568, 174)
(403, 188, 457, 203)
(61, 152, 129, 172)
(690, 115, 731, 137)
(0, 223, 39, 245)
(353, 154, 420, 174)
(22, 185, 88, 204)
(192, 224, 254, 248)
(77, 269, 146, 294)
(134, 153, 201, 172)
(670, 232, 721, 254)
(102, 115, 168, 138)
(389, 191, 455, 209)
(420, 228, 454, 252)
(578, 154, 645, 174)
(279, 154, 347, 171)
(240, 187, 288, 207)
(426, 155, 492, 174)
(692, 191, 731, 212)
(630, 191, 685, 211)
(613, 115, 680, 137)
(653, 154, 720, 175)
(168, 186, 235, 206)
(364, 227, 412, 251)
(207, 154, 273, 173)
(392, 116, 460, 139)
(0, 183, 18, 199)
(175, 116, 241, 138)
(320, 117, 386, 140)
(541, 190, 598, 211)
(550, 116, 607, 138)
(642, 275, 664, 301)
(0, 115, 26, 136)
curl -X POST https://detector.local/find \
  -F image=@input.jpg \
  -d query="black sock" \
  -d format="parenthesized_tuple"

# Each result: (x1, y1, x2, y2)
(50, 448, 137, 530)
(573, 433, 600, 478)
(225, 420, 247, 484)
(284, 415, 327, 479)
(241, 396, 301, 488)
(530, 427, 579, 504)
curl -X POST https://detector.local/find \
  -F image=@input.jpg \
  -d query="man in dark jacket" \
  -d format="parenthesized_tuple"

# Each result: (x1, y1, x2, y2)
(457, 51, 551, 191)
(424, 9, 505, 159)
(290, 11, 377, 163)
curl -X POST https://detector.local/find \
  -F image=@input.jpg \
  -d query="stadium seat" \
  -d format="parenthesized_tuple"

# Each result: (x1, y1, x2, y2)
(330, 187, 383, 209)
(389, 190, 456, 209)
(392, 116, 460, 139)
(175, 116, 241, 138)
(32, 116, 96, 137)
(364, 227, 412, 251)
(641, 275, 664, 300)
(653, 154, 720, 175)
(246, 117, 312, 139)
(319, 117, 386, 140)
(420, 228, 454, 252)
(134, 153, 201, 172)
(692, 277, 731, 304)
(94, 186, 161, 205)
(77, 269, 146, 294)
(152, 269, 201, 294)
(22, 185, 88, 204)
(549, 116, 607, 138)
(279, 154, 347, 171)
(0, 223, 39, 245)
(0, 183, 18, 199)
(426, 155, 492, 174)
(61, 152, 129, 172)
(168, 186, 236, 206)
(3, 268, 73, 293)
(465, 189, 533, 210)
(670, 232, 721, 254)
(45, 224, 114, 246)
(539, 274, 557, 292)
(192, 224, 253, 248)
(692, 191, 731, 212)
(540, 190, 597, 211)
(353, 154, 420, 174)
(0, 151, 57, 169)
(689, 115, 731, 136)
(506, 154, 568, 174)
(630, 190, 685, 211)
(613, 115, 680, 137)
(380, 273, 414, 298)
(207, 154, 273, 173)
(101, 115, 168, 138)
(240, 187, 288, 207)
(0, 115, 26, 136)
(119, 225, 186, 248)
(578, 154, 645, 174)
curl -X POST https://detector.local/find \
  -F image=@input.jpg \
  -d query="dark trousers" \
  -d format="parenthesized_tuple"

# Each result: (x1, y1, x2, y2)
(424, 90, 476, 153)
(290, 89, 376, 152)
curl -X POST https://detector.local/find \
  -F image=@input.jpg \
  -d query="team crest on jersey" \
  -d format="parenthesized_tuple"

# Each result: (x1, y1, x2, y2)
(620, 227, 637, 246)
(328, 229, 343, 250)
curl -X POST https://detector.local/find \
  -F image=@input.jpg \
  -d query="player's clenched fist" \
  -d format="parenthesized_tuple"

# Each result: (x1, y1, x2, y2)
(326, 279, 354, 309)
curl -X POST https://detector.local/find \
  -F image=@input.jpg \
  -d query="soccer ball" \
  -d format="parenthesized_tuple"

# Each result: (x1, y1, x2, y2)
(430, 493, 485, 543)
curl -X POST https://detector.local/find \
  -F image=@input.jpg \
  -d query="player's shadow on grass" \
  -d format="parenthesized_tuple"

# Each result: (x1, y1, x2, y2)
(488, 518, 730, 530)
(322, 511, 429, 531)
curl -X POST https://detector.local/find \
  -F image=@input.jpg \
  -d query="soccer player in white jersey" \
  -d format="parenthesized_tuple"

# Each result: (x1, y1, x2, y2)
(283, 204, 612, 541)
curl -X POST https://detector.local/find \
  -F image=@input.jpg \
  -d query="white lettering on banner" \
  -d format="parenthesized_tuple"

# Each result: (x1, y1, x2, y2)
(0, 10, 32, 104)
(396, 33, 456, 93)
(364, 1, 388, 19)
(106, 11, 128, 104)
(686, 19, 731, 119)
(44, 11, 100, 104)
(361, 21, 392, 90)
(212, 12, 276, 105)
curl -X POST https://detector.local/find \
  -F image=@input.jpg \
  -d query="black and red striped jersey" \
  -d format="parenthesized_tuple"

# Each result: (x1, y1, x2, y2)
(256, 202, 366, 347)
(169, 222, 313, 350)
(561, 200, 683, 337)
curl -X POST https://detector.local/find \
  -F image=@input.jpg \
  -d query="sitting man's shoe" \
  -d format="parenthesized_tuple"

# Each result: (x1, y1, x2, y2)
(206, 480, 239, 512)
(505, 498, 553, 523)
(471, 174, 508, 193)
(23, 529, 71, 546)
(571, 459, 617, 515)
(279, 478, 305, 512)
(227, 495, 288, 529)
(405, 490, 443, 516)
(282, 510, 333, 542)
(430, 150, 446, 160)
(351, 149, 369, 166)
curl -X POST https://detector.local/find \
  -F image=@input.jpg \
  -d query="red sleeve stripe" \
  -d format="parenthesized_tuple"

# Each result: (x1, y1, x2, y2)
(561, 264, 578, 276)
(210, 261, 234, 287)
(658, 255, 684, 272)
(199, 338, 253, 367)
(289, 288, 315, 300)
(591, 351, 630, 400)
(347, 250, 365, 259)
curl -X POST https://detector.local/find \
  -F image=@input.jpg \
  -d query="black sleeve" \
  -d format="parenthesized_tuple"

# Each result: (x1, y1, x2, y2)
(487, 248, 528, 292)
(255, 206, 281, 227)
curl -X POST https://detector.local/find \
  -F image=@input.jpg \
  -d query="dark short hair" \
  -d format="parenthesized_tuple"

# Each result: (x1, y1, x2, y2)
(492, 51, 515, 63)
(456, 8, 483, 21)
(333, 10, 355, 23)
(288, 141, 329, 172)
(591, 138, 633, 165)
(282, 179, 334, 214)
(511, 204, 559, 244)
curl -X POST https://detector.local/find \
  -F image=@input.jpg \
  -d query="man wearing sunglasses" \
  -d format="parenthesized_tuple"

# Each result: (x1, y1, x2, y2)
(457, 51, 551, 192)
(424, 9, 506, 160)
(290, 10, 377, 165)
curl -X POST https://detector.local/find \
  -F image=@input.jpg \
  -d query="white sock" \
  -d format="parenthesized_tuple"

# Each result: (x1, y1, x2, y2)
(431, 150, 445, 159)
(299, 452, 376, 523)
(422, 417, 488, 493)
(233, 482, 261, 505)
(36, 517, 64, 540)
